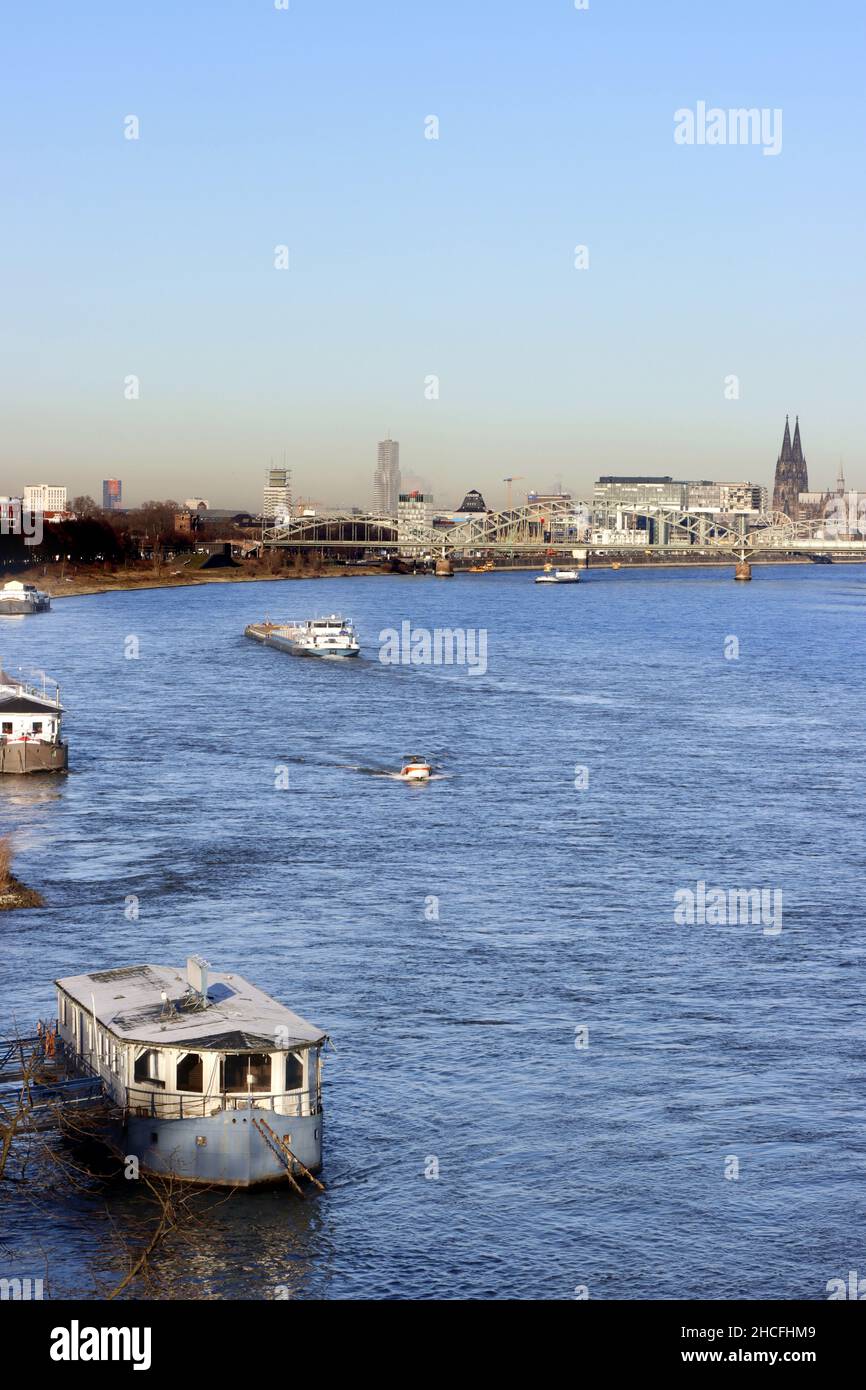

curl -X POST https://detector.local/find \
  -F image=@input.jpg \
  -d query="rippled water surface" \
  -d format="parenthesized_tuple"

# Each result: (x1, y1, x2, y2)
(1, 565, 865, 1299)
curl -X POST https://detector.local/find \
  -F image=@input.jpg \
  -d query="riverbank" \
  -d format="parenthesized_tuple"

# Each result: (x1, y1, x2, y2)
(0, 875, 44, 911)
(0, 841, 44, 911)
(7, 555, 862, 601)
(14, 560, 384, 600)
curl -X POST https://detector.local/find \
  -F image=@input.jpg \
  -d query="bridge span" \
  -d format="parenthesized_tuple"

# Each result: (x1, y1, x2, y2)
(263, 501, 866, 563)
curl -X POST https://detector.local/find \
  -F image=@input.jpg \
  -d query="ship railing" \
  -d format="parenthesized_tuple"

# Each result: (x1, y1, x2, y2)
(56, 1037, 102, 1080)
(125, 1086, 322, 1121)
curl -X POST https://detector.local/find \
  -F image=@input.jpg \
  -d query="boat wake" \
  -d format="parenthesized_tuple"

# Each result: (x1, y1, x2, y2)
(339, 764, 451, 781)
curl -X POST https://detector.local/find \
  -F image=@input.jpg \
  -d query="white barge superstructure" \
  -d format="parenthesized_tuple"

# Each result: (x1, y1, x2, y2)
(0, 667, 67, 774)
(0, 579, 51, 614)
(54, 957, 327, 1188)
(245, 615, 360, 658)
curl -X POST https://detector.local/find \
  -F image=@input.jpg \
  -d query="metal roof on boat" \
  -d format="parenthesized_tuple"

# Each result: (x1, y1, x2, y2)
(0, 694, 63, 715)
(55, 964, 325, 1050)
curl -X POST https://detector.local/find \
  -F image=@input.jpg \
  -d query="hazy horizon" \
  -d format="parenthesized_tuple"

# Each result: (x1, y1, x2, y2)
(1, 0, 863, 511)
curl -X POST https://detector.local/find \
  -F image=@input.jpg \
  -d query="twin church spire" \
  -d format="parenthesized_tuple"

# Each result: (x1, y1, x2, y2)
(772, 415, 808, 518)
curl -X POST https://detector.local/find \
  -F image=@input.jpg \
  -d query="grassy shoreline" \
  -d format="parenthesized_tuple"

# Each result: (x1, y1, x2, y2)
(30, 562, 383, 600)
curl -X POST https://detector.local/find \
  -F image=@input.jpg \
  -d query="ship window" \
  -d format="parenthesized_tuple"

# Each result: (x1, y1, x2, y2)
(285, 1053, 303, 1091)
(2, 722, 11, 734)
(134, 1049, 164, 1087)
(177, 1053, 203, 1093)
(32, 722, 43, 733)
(222, 1052, 271, 1092)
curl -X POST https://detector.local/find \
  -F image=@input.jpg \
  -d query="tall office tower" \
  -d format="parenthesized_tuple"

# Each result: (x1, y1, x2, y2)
(102, 478, 122, 511)
(374, 436, 401, 515)
(263, 467, 292, 520)
(397, 490, 434, 556)
(772, 416, 808, 519)
(23, 483, 67, 514)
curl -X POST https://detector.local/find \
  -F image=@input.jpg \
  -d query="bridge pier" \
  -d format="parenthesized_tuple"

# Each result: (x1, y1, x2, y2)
(734, 561, 752, 581)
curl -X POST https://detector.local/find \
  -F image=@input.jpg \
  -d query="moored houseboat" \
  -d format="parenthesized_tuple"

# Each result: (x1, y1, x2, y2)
(0, 667, 67, 774)
(54, 957, 328, 1188)
(0, 579, 51, 613)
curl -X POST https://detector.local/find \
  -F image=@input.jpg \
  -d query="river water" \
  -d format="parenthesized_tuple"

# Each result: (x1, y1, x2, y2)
(1, 564, 864, 1300)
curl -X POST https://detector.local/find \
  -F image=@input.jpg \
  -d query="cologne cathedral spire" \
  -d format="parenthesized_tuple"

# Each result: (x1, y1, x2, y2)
(772, 415, 808, 518)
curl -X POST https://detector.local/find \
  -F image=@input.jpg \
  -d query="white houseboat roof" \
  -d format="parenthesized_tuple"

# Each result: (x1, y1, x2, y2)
(0, 667, 63, 712)
(56, 963, 326, 1051)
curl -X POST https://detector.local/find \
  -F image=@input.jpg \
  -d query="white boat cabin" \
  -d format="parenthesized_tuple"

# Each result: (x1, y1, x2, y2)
(0, 669, 63, 745)
(0, 579, 51, 608)
(55, 958, 326, 1121)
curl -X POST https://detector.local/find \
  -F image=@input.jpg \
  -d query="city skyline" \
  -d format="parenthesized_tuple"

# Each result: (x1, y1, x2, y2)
(1, 412, 858, 518)
(1, 1, 863, 508)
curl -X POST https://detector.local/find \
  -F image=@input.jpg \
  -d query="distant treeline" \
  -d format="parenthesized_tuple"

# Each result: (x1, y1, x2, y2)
(1, 517, 135, 566)
(0, 499, 218, 568)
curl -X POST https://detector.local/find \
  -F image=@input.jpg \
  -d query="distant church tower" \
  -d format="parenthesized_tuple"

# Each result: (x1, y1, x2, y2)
(772, 415, 808, 519)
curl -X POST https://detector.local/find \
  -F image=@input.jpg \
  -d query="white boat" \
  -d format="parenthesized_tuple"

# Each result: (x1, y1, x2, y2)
(52, 956, 328, 1188)
(245, 615, 360, 658)
(399, 755, 432, 782)
(535, 567, 581, 584)
(0, 579, 51, 613)
(0, 667, 67, 773)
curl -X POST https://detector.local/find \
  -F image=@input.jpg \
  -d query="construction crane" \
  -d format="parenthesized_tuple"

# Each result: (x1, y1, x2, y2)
(503, 476, 525, 510)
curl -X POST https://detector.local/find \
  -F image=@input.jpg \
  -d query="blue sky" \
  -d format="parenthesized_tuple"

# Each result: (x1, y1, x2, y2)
(1, 0, 863, 509)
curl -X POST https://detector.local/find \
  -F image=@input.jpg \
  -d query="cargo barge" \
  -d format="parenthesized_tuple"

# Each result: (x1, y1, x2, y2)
(245, 615, 360, 658)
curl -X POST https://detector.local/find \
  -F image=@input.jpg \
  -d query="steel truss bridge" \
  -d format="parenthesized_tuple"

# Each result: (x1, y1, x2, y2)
(263, 501, 866, 560)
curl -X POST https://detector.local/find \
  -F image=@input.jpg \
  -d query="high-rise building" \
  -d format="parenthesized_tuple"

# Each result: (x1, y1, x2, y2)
(397, 490, 434, 555)
(263, 468, 292, 521)
(23, 483, 67, 514)
(102, 478, 122, 511)
(772, 416, 808, 519)
(374, 437, 400, 516)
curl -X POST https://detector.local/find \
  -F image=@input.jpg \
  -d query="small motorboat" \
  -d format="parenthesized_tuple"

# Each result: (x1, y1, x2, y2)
(399, 755, 432, 782)
(534, 567, 581, 584)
